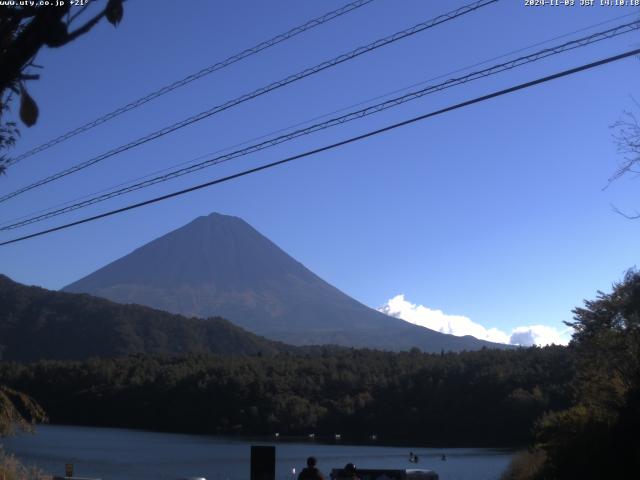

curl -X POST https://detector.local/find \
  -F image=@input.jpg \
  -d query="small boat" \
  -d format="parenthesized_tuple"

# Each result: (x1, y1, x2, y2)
(406, 469, 438, 480)
(53, 477, 102, 480)
(330, 467, 438, 480)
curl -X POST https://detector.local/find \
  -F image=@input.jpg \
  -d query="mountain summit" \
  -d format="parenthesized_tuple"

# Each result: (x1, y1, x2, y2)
(64, 212, 505, 352)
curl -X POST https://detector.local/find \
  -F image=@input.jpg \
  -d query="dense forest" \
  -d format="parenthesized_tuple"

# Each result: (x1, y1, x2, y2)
(0, 346, 573, 447)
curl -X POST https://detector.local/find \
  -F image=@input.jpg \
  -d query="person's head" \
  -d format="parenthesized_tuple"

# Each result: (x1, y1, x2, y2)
(344, 463, 356, 476)
(307, 457, 317, 468)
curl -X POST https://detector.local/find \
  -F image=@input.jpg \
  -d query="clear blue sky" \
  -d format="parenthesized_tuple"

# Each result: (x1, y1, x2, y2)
(0, 0, 638, 340)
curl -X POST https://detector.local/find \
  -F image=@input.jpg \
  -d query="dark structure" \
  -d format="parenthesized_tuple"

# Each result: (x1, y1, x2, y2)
(250, 445, 276, 480)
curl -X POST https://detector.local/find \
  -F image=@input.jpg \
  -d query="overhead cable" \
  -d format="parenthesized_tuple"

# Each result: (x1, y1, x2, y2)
(3, 0, 377, 167)
(0, 0, 498, 204)
(1, 46, 637, 247)
(3, 19, 638, 231)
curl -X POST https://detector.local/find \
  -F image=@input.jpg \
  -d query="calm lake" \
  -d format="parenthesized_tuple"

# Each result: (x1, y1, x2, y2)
(2, 425, 515, 480)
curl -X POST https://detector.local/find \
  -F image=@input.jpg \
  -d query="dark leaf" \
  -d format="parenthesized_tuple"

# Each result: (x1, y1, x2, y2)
(106, 0, 124, 27)
(44, 19, 68, 47)
(19, 86, 38, 127)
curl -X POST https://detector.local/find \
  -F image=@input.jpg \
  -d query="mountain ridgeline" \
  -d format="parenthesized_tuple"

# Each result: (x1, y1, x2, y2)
(64, 213, 507, 352)
(0, 275, 287, 361)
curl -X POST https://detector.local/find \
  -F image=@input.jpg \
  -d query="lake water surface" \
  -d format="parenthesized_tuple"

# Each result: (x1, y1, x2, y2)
(3, 425, 514, 480)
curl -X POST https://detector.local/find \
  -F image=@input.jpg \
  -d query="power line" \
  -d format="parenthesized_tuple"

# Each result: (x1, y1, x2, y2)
(343, 10, 640, 116)
(0, 0, 498, 204)
(1, 46, 637, 247)
(4, 9, 631, 230)
(3, 0, 377, 167)
(3, 19, 638, 231)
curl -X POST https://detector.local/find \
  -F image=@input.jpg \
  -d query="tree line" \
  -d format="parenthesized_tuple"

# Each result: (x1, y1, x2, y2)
(0, 345, 574, 447)
(503, 270, 640, 479)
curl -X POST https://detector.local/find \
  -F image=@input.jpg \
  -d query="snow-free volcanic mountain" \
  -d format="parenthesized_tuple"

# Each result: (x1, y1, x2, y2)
(64, 213, 505, 352)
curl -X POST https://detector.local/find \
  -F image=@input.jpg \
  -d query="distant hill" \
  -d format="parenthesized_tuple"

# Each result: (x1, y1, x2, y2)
(64, 212, 508, 352)
(0, 275, 286, 361)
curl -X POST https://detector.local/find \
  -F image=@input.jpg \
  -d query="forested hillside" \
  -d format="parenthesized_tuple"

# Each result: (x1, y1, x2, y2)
(0, 346, 574, 446)
(0, 275, 287, 360)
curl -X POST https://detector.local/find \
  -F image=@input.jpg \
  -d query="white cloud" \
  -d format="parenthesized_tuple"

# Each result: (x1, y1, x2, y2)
(378, 294, 570, 346)
(508, 325, 570, 347)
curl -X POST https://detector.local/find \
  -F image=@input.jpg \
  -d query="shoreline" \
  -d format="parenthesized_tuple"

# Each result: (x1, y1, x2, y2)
(24, 422, 525, 450)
